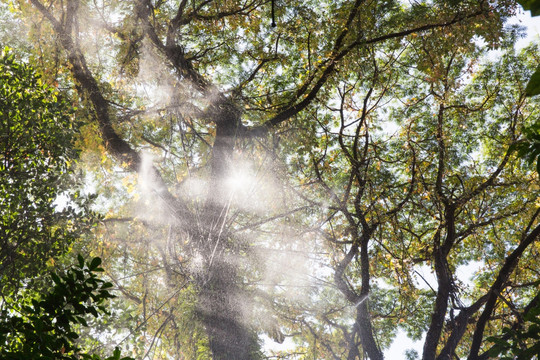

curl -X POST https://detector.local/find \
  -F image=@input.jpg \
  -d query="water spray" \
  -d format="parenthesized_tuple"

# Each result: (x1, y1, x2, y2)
(354, 294, 369, 308)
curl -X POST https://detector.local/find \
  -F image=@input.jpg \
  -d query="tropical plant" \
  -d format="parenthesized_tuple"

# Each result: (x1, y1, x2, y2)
(0, 255, 133, 360)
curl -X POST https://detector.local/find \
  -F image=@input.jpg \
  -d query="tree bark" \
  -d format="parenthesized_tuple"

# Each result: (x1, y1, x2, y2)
(196, 100, 260, 359)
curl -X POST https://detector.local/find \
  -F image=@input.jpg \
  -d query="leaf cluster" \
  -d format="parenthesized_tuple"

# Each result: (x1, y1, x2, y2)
(0, 47, 93, 294)
(0, 255, 133, 360)
(488, 296, 540, 360)
(517, 0, 540, 96)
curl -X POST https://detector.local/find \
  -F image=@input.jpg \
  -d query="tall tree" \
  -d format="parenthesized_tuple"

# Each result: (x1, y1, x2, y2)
(6, 0, 540, 359)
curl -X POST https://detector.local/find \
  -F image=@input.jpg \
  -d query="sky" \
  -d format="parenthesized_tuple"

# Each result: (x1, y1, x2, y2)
(512, 8, 540, 49)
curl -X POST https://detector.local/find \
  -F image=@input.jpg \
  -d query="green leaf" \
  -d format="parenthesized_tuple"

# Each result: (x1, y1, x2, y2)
(526, 65, 540, 96)
(101, 282, 113, 289)
(89, 257, 102, 271)
(78, 254, 85, 268)
(50, 273, 61, 285)
(104, 347, 122, 360)
(517, 0, 540, 16)
(73, 315, 87, 326)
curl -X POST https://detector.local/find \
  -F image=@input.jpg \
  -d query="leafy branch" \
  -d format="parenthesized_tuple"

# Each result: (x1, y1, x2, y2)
(0, 256, 133, 360)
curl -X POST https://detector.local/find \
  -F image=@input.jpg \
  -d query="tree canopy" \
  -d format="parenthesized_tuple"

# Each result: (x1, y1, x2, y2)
(0, 49, 130, 360)
(2, 0, 540, 359)
(0, 47, 93, 295)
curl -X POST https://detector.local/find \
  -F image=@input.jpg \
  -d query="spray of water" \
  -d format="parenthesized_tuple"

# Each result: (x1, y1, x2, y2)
(37, 6, 344, 355)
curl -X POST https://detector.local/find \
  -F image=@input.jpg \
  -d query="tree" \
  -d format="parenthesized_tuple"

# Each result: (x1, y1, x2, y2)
(0, 50, 131, 359)
(5, 0, 540, 359)
(517, 0, 540, 96)
(313, 42, 540, 360)
(0, 47, 92, 295)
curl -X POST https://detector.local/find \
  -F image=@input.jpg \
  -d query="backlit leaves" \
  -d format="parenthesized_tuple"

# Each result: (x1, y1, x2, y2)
(0, 47, 92, 294)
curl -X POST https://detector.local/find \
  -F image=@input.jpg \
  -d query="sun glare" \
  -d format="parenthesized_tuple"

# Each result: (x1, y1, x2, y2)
(225, 168, 254, 194)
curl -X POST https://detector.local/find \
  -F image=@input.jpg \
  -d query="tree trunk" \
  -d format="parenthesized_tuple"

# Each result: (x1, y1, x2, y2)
(195, 100, 260, 359)
(197, 261, 257, 360)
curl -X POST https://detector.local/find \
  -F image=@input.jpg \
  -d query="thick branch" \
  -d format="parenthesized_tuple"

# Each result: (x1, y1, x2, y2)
(424, 175, 459, 359)
(247, 8, 489, 136)
(30, 0, 139, 167)
(468, 220, 540, 359)
(30, 0, 193, 223)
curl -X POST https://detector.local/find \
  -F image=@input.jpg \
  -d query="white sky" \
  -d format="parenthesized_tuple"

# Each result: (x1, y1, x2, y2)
(511, 8, 540, 49)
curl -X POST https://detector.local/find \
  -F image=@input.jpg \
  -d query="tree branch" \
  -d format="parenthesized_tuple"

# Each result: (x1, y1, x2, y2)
(247, 7, 490, 137)
(468, 217, 540, 359)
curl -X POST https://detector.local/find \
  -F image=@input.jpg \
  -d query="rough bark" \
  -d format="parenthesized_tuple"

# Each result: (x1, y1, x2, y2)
(422, 105, 454, 360)
(196, 100, 260, 359)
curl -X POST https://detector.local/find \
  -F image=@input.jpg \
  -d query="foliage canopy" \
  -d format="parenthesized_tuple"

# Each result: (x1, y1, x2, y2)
(0, 47, 93, 295)
(0, 255, 133, 360)
(3, 0, 540, 359)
